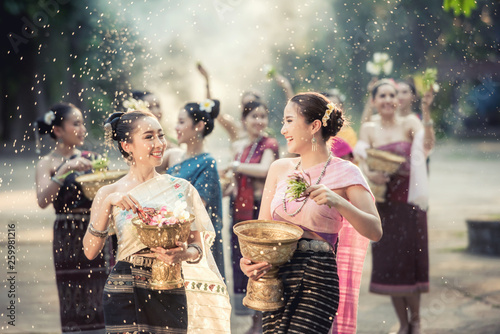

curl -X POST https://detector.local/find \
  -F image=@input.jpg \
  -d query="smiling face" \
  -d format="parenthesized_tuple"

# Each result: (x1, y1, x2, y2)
(175, 109, 201, 145)
(124, 116, 167, 166)
(281, 102, 313, 155)
(372, 84, 398, 117)
(55, 109, 86, 147)
(397, 82, 415, 110)
(243, 105, 269, 139)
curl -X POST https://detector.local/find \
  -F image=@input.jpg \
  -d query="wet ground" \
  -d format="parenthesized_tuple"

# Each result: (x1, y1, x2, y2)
(1, 138, 499, 333)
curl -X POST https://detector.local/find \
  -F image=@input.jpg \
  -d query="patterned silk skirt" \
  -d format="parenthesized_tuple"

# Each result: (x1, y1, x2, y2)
(53, 213, 110, 332)
(103, 260, 188, 334)
(263, 240, 339, 334)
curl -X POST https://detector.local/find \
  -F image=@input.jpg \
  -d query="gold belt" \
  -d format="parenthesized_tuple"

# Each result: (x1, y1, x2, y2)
(122, 254, 155, 267)
(298, 239, 334, 253)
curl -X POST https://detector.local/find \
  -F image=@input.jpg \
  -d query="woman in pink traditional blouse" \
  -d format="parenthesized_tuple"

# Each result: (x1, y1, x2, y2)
(240, 92, 383, 334)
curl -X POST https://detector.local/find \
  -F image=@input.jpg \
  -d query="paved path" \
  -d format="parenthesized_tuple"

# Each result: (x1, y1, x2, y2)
(0, 138, 499, 333)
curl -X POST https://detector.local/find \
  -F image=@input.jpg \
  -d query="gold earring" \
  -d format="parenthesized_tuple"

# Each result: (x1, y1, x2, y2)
(312, 134, 318, 151)
(127, 151, 134, 162)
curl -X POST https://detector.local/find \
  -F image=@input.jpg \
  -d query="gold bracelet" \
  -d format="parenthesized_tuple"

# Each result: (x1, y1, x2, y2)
(88, 222, 109, 238)
(186, 243, 203, 264)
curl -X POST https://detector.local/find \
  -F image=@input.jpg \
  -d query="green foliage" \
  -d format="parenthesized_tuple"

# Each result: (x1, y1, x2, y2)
(443, 0, 478, 17)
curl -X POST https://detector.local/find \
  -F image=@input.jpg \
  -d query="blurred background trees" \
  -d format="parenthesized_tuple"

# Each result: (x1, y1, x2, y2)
(1, 0, 498, 151)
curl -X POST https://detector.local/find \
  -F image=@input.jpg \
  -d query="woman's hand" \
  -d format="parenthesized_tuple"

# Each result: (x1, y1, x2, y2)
(58, 157, 92, 175)
(421, 89, 435, 112)
(151, 242, 190, 265)
(106, 193, 142, 213)
(240, 257, 272, 281)
(306, 184, 344, 208)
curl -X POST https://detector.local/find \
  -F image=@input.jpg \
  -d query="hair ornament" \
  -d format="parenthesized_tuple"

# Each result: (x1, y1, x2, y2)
(44, 110, 56, 125)
(104, 122, 113, 148)
(322, 103, 335, 127)
(123, 97, 150, 112)
(199, 99, 215, 113)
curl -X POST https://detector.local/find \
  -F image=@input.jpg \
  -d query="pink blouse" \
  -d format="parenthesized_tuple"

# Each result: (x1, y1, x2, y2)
(271, 157, 371, 236)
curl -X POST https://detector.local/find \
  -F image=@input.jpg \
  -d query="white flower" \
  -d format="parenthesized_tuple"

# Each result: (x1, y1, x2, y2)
(382, 59, 393, 75)
(173, 200, 189, 221)
(123, 98, 150, 112)
(366, 61, 381, 76)
(432, 82, 440, 93)
(373, 52, 383, 63)
(44, 111, 56, 125)
(379, 53, 390, 62)
(199, 99, 215, 113)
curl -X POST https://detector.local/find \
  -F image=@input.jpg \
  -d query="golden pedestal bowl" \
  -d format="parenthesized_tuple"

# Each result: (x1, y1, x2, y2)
(366, 149, 406, 203)
(76, 170, 127, 200)
(233, 220, 303, 311)
(132, 216, 194, 290)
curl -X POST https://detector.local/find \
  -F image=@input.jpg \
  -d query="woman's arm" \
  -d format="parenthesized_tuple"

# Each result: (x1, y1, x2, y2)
(420, 89, 436, 153)
(273, 73, 294, 100)
(256, 159, 283, 220)
(35, 156, 92, 208)
(83, 186, 115, 260)
(239, 159, 286, 279)
(83, 184, 142, 260)
(307, 184, 382, 241)
(197, 62, 211, 99)
(233, 149, 276, 178)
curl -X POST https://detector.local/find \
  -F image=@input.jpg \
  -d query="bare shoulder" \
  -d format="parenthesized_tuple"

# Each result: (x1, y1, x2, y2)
(402, 114, 423, 134)
(359, 121, 376, 142)
(270, 157, 298, 181)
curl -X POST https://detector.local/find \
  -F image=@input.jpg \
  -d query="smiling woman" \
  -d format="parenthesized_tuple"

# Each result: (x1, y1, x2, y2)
(34, 102, 110, 332)
(160, 99, 226, 280)
(240, 92, 382, 334)
(84, 108, 231, 333)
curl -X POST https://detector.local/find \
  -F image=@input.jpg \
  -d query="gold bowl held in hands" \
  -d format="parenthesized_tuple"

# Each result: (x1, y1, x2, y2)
(76, 170, 127, 200)
(365, 149, 406, 202)
(132, 216, 194, 290)
(233, 220, 303, 311)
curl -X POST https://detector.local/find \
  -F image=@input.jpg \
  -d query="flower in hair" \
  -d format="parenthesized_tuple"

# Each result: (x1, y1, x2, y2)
(44, 110, 56, 125)
(123, 97, 150, 112)
(322, 103, 335, 127)
(199, 99, 215, 113)
(366, 52, 393, 76)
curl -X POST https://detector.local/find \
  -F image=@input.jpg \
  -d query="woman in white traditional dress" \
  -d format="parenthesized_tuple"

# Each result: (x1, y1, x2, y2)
(83, 109, 231, 333)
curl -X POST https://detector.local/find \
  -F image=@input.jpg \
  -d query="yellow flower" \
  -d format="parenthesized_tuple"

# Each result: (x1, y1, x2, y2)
(322, 103, 335, 127)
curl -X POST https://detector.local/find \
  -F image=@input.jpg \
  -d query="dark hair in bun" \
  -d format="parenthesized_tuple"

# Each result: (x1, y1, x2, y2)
(104, 109, 156, 160)
(290, 92, 344, 140)
(242, 101, 268, 120)
(183, 99, 220, 137)
(35, 102, 79, 139)
(371, 79, 397, 99)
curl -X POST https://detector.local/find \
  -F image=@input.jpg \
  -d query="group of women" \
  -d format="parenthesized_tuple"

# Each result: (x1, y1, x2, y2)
(35, 74, 434, 334)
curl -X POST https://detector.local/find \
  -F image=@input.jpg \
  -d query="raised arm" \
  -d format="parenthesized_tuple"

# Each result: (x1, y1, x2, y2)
(197, 62, 211, 99)
(232, 149, 276, 178)
(273, 73, 295, 100)
(420, 88, 436, 153)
